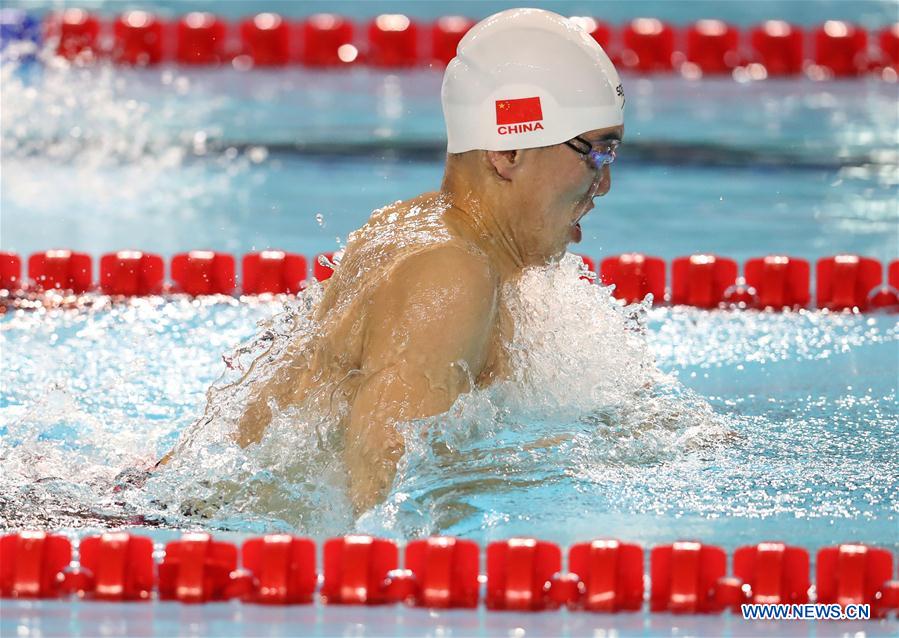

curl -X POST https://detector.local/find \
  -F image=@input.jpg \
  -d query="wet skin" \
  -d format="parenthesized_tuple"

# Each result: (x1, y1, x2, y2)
(166, 125, 622, 514)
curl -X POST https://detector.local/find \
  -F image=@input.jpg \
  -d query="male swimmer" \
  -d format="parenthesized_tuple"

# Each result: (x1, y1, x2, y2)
(163, 8, 625, 514)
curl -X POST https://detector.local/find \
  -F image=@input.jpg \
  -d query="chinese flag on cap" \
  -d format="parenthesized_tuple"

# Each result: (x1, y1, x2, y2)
(495, 96, 543, 125)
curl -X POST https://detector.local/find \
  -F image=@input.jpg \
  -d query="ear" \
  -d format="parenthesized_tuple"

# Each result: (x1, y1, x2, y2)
(485, 149, 523, 181)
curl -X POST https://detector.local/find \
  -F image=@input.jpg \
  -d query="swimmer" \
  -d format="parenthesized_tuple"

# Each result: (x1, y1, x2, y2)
(162, 8, 625, 515)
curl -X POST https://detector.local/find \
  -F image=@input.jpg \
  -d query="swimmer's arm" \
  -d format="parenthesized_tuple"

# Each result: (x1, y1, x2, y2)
(345, 247, 497, 514)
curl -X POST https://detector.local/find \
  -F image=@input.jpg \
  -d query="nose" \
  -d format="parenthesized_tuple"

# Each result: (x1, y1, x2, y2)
(590, 164, 611, 198)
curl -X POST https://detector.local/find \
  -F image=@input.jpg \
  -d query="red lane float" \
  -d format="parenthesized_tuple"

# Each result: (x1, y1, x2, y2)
(600, 253, 666, 304)
(816, 255, 882, 311)
(620, 18, 675, 73)
(816, 544, 894, 615)
(241, 534, 316, 604)
(100, 250, 164, 296)
(743, 255, 810, 309)
(302, 14, 356, 66)
(28, 249, 92, 292)
(158, 532, 239, 603)
(671, 254, 738, 308)
(568, 539, 644, 611)
(431, 16, 473, 66)
(813, 21, 868, 77)
(685, 19, 741, 75)
(321, 535, 398, 604)
(400, 537, 480, 608)
(240, 13, 290, 66)
(69, 532, 155, 600)
(47, 9, 100, 61)
(32, 11, 899, 78)
(880, 24, 899, 69)
(242, 251, 308, 294)
(0, 531, 72, 599)
(749, 21, 805, 76)
(171, 250, 235, 295)
(113, 11, 163, 66)
(176, 12, 226, 65)
(368, 14, 418, 67)
(650, 541, 727, 613)
(486, 538, 562, 611)
(731, 542, 810, 607)
(1, 532, 899, 615)
(0, 252, 22, 290)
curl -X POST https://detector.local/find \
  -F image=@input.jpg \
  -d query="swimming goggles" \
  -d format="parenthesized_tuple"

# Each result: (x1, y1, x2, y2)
(564, 136, 620, 170)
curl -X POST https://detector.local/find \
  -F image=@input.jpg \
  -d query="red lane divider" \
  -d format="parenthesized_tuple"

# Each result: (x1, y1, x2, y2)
(114, 11, 163, 66)
(27, 249, 92, 293)
(302, 14, 357, 66)
(1, 531, 898, 616)
(813, 21, 869, 77)
(620, 18, 676, 73)
(3, 250, 896, 313)
(816, 544, 895, 617)
(68, 532, 155, 600)
(368, 14, 418, 67)
(881, 24, 899, 69)
(599, 253, 666, 304)
(242, 251, 307, 294)
(650, 541, 727, 613)
(732, 542, 810, 607)
(158, 532, 239, 603)
(816, 255, 882, 311)
(100, 250, 164, 296)
(0, 531, 72, 599)
(743, 255, 810, 309)
(749, 21, 804, 76)
(403, 536, 480, 608)
(241, 534, 316, 604)
(29, 10, 899, 77)
(321, 535, 398, 604)
(240, 13, 290, 67)
(568, 539, 644, 611)
(0, 252, 22, 290)
(671, 254, 739, 308)
(47, 8, 99, 61)
(486, 538, 562, 611)
(171, 250, 236, 295)
(685, 19, 741, 75)
(176, 12, 226, 66)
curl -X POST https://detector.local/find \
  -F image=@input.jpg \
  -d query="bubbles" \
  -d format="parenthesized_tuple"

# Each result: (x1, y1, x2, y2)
(0, 45, 256, 250)
(1, 273, 896, 546)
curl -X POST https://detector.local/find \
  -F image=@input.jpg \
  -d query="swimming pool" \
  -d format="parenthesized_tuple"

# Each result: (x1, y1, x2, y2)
(1, 1, 898, 636)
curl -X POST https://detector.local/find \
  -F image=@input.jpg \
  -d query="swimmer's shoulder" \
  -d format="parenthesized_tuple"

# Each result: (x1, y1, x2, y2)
(384, 242, 499, 309)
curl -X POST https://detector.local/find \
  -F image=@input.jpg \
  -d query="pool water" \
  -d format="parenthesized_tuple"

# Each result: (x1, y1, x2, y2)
(0, 2, 898, 635)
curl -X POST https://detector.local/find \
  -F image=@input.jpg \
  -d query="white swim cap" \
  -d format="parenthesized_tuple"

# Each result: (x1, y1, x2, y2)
(441, 8, 624, 153)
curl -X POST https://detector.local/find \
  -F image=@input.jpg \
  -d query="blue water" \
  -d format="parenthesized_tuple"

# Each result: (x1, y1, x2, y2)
(1, 3, 898, 636)
(1, 69, 896, 264)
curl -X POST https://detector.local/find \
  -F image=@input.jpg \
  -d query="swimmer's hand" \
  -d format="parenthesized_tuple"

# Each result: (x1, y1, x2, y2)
(345, 245, 498, 514)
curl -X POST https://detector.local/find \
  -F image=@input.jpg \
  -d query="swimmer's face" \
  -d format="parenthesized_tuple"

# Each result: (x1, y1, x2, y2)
(487, 125, 622, 264)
